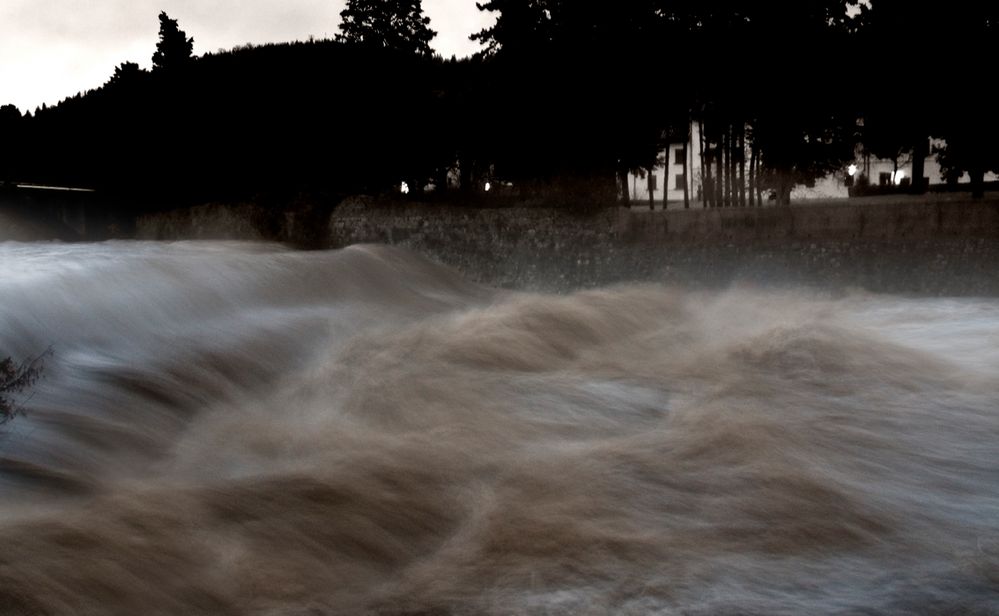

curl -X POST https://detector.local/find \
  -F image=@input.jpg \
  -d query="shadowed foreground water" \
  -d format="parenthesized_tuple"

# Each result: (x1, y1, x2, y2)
(1, 241, 998, 615)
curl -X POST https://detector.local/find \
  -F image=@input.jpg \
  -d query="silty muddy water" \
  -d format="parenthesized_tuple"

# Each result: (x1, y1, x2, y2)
(1, 240, 998, 615)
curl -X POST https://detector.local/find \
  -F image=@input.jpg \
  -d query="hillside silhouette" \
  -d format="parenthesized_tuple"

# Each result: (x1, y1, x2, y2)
(1, 2, 996, 206)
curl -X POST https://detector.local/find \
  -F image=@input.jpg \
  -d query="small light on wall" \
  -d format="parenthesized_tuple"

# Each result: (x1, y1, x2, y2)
(401, 181, 410, 194)
(848, 164, 858, 177)
(484, 182, 491, 192)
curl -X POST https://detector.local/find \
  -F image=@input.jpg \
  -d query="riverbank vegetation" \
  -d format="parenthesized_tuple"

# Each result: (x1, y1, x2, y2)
(0, 351, 48, 426)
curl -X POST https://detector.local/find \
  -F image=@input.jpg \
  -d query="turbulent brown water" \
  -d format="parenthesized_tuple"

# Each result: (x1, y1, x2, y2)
(1, 241, 998, 615)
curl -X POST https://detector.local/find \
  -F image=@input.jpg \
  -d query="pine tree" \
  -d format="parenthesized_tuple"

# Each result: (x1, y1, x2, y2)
(105, 62, 144, 88)
(336, 0, 436, 56)
(470, 0, 552, 57)
(152, 12, 194, 71)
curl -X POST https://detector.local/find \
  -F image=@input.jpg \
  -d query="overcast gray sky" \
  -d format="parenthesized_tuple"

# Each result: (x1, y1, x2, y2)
(0, 1, 491, 113)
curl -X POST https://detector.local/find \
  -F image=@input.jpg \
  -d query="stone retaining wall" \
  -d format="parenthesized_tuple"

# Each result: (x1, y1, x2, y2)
(6, 195, 998, 295)
(327, 199, 999, 294)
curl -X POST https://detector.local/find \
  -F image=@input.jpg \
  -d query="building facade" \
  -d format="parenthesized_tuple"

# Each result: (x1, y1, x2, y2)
(626, 130, 996, 208)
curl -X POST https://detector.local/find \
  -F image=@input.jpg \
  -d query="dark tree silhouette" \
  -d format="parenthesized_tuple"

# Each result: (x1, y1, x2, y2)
(468, 0, 672, 205)
(681, 0, 861, 207)
(152, 12, 194, 71)
(0, 104, 22, 183)
(0, 351, 47, 426)
(471, 0, 551, 58)
(336, 0, 437, 56)
(856, 0, 935, 194)
(861, 110, 916, 190)
(0, 105, 19, 124)
(18, 0, 990, 207)
(106, 62, 145, 88)
(858, 0, 999, 198)
(929, 2, 999, 198)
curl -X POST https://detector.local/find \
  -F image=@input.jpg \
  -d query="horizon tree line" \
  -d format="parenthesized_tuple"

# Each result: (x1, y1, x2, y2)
(1, 0, 996, 205)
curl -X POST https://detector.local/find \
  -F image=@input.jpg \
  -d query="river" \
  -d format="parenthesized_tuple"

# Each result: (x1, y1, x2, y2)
(1, 240, 998, 615)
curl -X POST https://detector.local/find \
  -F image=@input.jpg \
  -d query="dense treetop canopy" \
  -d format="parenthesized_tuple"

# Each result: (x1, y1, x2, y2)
(152, 12, 194, 71)
(336, 0, 436, 56)
(1, 1, 996, 203)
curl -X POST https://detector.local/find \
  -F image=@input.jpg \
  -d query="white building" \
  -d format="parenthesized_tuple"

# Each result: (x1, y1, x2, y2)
(848, 138, 997, 193)
(626, 122, 703, 208)
(626, 129, 996, 208)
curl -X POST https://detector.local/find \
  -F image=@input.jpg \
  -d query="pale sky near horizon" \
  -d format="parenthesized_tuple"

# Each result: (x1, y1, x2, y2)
(0, 1, 492, 113)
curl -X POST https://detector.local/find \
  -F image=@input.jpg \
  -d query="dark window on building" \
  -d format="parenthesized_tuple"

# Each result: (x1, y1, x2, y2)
(674, 148, 685, 165)
(675, 173, 685, 190)
(879, 172, 891, 186)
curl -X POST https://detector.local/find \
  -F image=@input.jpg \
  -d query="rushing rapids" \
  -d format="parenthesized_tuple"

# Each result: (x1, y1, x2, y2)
(0, 240, 997, 615)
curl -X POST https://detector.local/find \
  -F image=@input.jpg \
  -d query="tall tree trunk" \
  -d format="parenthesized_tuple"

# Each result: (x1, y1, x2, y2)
(738, 124, 747, 208)
(911, 136, 928, 194)
(715, 125, 723, 208)
(618, 168, 630, 207)
(683, 119, 691, 210)
(756, 145, 766, 206)
(723, 124, 730, 207)
(749, 145, 757, 207)
(777, 171, 792, 206)
(436, 162, 451, 196)
(648, 170, 655, 210)
(970, 166, 985, 199)
(757, 168, 764, 206)
(705, 148, 714, 208)
(723, 132, 729, 207)
(721, 124, 732, 207)
(459, 158, 472, 193)
(698, 120, 707, 208)
(728, 124, 736, 207)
